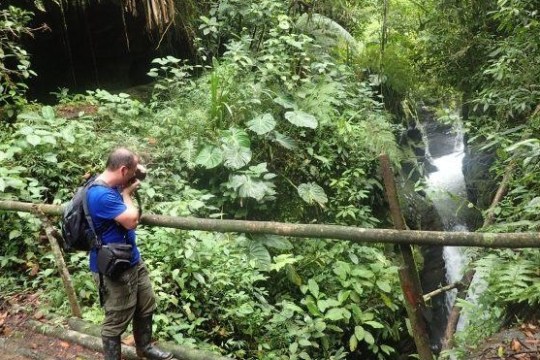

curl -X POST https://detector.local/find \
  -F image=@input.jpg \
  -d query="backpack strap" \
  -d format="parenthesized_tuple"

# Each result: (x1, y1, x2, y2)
(82, 183, 101, 249)
(82, 178, 110, 249)
(84, 178, 131, 248)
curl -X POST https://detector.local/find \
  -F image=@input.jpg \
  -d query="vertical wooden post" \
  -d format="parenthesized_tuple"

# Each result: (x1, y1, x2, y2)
(42, 218, 82, 318)
(379, 154, 433, 360)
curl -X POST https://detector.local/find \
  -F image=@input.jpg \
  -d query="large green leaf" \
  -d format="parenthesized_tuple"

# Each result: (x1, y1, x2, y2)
(350, 334, 358, 352)
(270, 254, 299, 272)
(227, 175, 270, 201)
(34, 0, 46, 12)
(273, 96, 296, 109)
(285, 110, 318, 129)
(248, 240, 271, 269)
(247, 113, 276, 135)
(325, 308, 345, 321)
(222, 144, 252, 169)
(195, 145, 223, 169)
(221, 128, 251, 148)
(308, 279, 319, 298)
(273, 131, 297, 150)
(355, 325, 365, 341)
(221, 128, 252, 169)
(41, 106, 55, 120)
(60, 128, 75, 143)
(26, 134, 41, 146)
(297, 182, 328, 206)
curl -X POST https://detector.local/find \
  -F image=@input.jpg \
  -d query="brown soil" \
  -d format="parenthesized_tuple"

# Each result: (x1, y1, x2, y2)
(55, 104, 99, 119)
(0, 293, 104, 360)
(468, 323, 540, 360)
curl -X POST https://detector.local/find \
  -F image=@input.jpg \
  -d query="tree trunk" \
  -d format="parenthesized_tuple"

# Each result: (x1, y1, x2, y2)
(379, 154, 434, 360)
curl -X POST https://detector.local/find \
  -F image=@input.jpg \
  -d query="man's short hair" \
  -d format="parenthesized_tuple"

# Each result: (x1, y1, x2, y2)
(106, 148, 138, 171)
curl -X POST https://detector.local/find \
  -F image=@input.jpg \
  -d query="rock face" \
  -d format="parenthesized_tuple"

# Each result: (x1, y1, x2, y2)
(462, 140, 498, 223)
(419, 112, 456, 159)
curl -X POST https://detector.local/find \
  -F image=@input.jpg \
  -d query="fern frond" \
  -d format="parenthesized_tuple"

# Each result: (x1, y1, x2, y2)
(296, 13, 362, 55)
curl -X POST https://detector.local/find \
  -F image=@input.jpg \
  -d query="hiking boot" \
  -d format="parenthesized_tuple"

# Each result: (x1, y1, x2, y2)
(102, 335, 122, 360)
(133, 314, 173, 360)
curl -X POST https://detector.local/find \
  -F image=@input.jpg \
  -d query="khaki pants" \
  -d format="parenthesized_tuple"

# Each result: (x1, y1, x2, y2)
(93, 261, 156, 337)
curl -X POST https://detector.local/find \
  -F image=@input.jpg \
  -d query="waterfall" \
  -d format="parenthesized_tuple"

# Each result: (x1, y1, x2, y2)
(421, 116, 471, 349)
(425, 137, 468, 307)
(427, 145, 468, 310)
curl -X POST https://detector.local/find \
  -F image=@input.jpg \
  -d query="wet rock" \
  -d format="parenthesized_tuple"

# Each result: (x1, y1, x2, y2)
(462, 142, 498, 210)
(419, 245, 448, 354)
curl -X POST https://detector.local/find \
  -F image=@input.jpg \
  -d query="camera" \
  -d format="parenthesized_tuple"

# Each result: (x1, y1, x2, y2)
(134, 164, 147, 181)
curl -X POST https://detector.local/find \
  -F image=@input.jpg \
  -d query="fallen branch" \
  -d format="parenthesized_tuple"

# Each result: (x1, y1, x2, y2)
(380, 154, 433, 360)
(41, 217, 82, 318)
(441, 269, 475, 351)
(26, 320, 139, 359)
(68, 317, 232, 360)
(423, 281, 460, 302)
(1, 200, 540, 248)
(482, 161, 515, 228)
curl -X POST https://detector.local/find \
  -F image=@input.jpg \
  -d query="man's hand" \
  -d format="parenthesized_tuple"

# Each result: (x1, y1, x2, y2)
(116, 180, 141, 229)
(122, 179, 140, 196)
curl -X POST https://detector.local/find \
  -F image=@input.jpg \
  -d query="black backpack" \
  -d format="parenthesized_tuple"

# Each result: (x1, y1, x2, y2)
(61, 176, 106, 252)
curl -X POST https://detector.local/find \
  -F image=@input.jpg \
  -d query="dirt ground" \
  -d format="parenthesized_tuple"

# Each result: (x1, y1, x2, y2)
(468, 323, 540, 360)
(0, 293, 104, 360)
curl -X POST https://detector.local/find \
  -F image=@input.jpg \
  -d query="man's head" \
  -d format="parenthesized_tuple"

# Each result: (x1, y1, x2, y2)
(104, 147, 139, 186)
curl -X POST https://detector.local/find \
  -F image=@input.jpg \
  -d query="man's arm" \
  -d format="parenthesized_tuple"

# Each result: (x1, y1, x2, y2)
(114, 180, 140, 230)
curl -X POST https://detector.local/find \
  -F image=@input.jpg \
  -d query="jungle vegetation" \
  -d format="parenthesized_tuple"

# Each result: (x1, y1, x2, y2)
(0, 1, 539, 359)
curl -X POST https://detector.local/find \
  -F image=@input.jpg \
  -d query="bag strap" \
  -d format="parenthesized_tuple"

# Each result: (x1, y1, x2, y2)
(82, 178, 110, 249)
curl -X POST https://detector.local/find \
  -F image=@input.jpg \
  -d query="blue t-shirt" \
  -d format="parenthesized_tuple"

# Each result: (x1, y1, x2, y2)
(87, 184, 141, 273)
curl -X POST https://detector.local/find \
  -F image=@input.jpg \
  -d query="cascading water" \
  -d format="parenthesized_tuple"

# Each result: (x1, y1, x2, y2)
(420, 116, 473, 350)
(425, 132, 468, 311)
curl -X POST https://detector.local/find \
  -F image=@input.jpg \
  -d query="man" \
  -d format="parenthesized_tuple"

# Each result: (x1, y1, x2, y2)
(87, 147, 172, 360)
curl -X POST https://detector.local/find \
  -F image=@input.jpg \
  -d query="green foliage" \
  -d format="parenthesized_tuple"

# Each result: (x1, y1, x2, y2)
(472, 0, 540, 123)
(146, 0, 402, 224)
(0, 6, 35, 110)
(418, 0, 496, 96)
(135, 225, 405, 359)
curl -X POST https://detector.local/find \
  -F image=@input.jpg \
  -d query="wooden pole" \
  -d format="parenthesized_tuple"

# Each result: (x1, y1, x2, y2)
(67, 317, 232, 360)
(379, 154, 434, 360)
(1, 200, 540, 248)
(423, 282, 460, 302)
(41, 217, 82, 318)
(27, 320, 140, 360)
